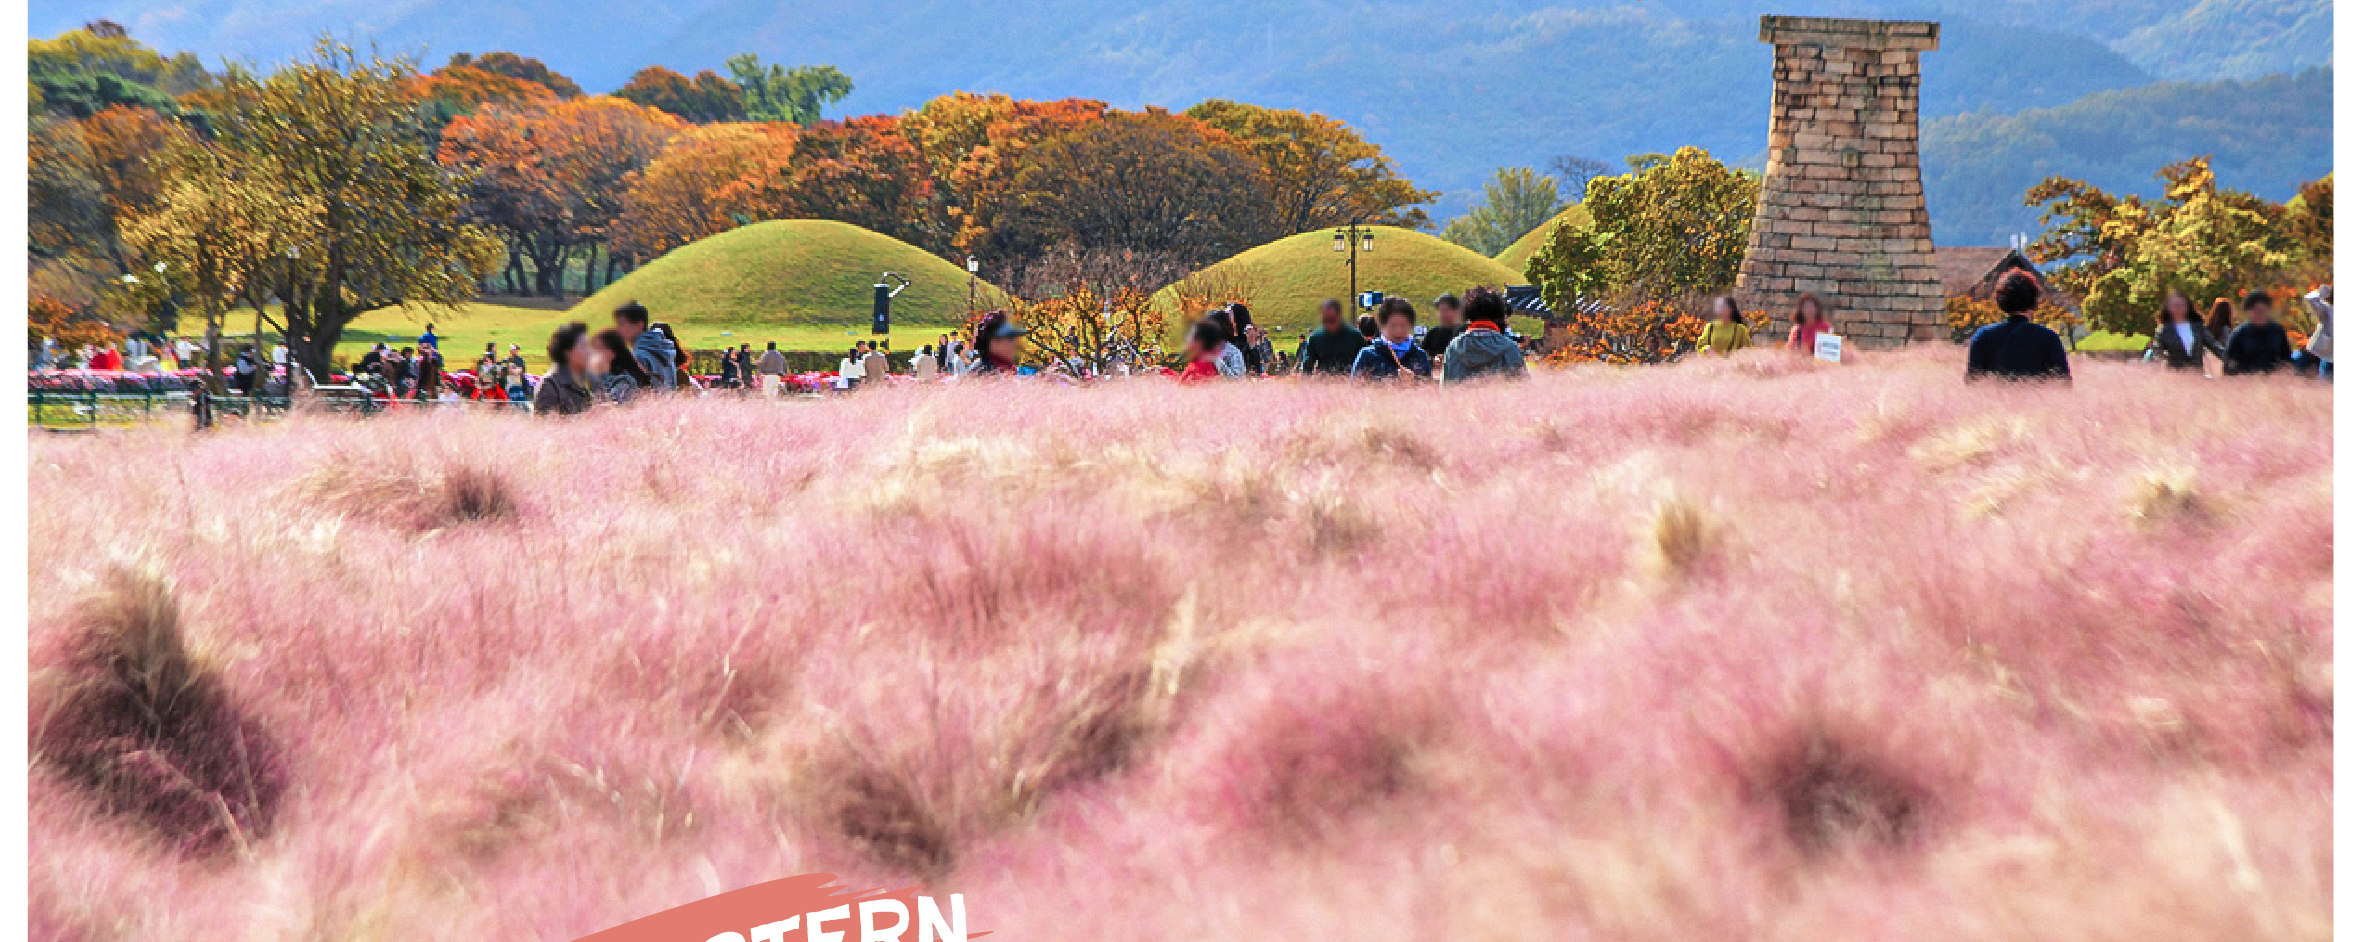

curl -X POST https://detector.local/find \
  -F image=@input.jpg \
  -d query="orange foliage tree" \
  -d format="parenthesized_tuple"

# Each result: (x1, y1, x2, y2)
(765, 114, 945, 252)
(1544, 301, 1773, 366)
(440, 97, 684, 296)
(1943, 295, 2083, 342)
(30, 294, 121, 351)
(612, 122, 798, 260)
(614, 66, 745, 123)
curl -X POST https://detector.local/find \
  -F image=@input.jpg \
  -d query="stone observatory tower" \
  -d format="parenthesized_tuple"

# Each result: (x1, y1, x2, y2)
(1733, 15, 1944, 345)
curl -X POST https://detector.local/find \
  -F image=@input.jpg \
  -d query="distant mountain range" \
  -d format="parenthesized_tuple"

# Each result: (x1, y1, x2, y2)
(29, 0, 2334, 243)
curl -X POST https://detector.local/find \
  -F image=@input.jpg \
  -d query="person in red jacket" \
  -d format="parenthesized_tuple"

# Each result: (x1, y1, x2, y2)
(1177, 319, 1226, 385)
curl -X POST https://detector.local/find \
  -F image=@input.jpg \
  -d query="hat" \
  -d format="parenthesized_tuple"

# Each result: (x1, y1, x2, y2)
(977, 311, 1025, 341)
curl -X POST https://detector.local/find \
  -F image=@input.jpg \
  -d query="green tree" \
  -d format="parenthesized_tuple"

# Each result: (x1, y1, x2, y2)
(1528, 147, 1757, 307)
(28, 20, 210, 119)
(1441, 167, 1563, 257)
(2026, 157, 2304, 336)
(202, 40, 501, 383)
(725, 56, 852, 124)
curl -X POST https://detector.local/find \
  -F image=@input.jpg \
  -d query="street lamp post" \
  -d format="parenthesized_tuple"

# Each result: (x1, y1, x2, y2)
(1332, 224, 1377, 312)
(966, 255, 980, 317)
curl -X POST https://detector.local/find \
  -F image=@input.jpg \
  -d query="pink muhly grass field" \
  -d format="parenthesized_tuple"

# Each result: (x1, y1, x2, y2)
(27, 346, 2330, 941)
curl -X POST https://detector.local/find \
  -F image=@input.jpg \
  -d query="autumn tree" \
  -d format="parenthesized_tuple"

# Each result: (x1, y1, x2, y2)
(1000, 108, 1263, 267)
(1441, 167, 1564, 257)
(445, 51, 581, 98)
(1183, 99, 1434, 238)
(441, 96, 684, 296)
(31, 294, 123, 351)
(614, 66, 747, 123)
(2026, 157, 2305, 336)
(30, 105, 183, 270)
(726, 56, 852, 124)
(412, 62, 558, 127)
(1528, 147, 1758, 307)
(2283, 174, 2332, 285)
(612, 122, 798, 259)
(116, 130, 307, 385)
(898, 92, 1107, 261)
(204, 40, 500, 383)
(1002, 243, 1188, 372)
(765, 114, 944, 251)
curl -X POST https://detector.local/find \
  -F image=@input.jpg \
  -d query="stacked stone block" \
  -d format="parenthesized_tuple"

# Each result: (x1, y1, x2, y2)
(1734, 15, 1945, 345)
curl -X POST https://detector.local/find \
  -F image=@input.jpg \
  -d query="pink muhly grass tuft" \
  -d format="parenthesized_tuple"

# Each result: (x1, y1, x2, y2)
(25, 346, 2331, 940)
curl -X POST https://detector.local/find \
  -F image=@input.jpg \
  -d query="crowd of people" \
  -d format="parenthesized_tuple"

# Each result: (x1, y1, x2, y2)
(1672, 269, 2334, 385)
(33, 271, 2334, 422)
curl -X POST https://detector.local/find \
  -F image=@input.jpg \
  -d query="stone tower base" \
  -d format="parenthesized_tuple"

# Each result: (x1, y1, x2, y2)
(1733, 15, 1945, 345)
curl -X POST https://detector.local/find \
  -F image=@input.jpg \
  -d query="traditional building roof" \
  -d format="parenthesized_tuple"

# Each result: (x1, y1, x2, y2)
(1933, 247, 2079, 311)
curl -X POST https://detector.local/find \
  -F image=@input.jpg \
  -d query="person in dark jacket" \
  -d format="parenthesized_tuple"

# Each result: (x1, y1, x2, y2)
(1352, 298, 1433, 382)
(1226, 303, 1272, 375)
(1965, 270, 2071, 383)
(612, 301, 678, 390)
(1441, 288, 1527, 382)
(2145, 290, 2219, 370)
(2221, 289, 2294, 376)
(532, 323, 596, 416)
(1296, 299, 1368, 376)
(1421, 293, 1464, 359)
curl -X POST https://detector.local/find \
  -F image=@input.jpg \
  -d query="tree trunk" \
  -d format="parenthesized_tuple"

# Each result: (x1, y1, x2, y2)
(581, 242, 598, 296)
(201, 305, 226, 395)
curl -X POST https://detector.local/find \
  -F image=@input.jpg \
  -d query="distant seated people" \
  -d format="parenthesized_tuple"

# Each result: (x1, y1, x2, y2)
(1441, 288, 1527, 383)
(532, 323, 595, 416)
(2221, 289, 2294, 376)
(1352, 298, 1433, 382)
(1964, 270, 2071, 383)
(1698, 297, 1753, 355)
(914, 344, 940, 380)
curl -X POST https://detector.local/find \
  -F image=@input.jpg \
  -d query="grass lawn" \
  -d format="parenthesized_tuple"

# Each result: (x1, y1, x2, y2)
(1154, 226, 1532, 345)
(181, 301, 968, 373)
(2074, 330, 2151, 352)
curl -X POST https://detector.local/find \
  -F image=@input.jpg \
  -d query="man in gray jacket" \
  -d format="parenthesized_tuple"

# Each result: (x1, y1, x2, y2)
(1441, 288, 1527, 383)
(613, 301, 678, 391)
(757, 341, 788, 396)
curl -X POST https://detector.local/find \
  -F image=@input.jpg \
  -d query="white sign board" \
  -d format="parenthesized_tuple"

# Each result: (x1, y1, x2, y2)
(1814, 333, 1844, 363)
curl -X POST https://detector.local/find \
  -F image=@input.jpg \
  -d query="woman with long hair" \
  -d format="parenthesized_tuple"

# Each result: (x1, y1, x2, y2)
(1699, 296, 1753, 355)
(592, 328, 653, 403)
(1786, 294, 1832, 354)
(2145, 289, 2219, 370)
(2205, 297, 2237, 347)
